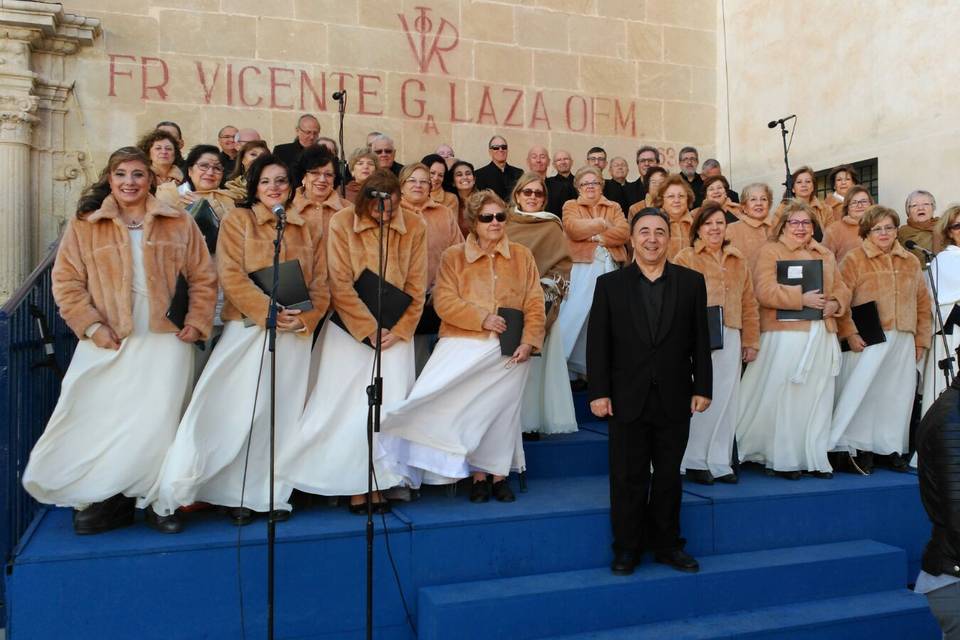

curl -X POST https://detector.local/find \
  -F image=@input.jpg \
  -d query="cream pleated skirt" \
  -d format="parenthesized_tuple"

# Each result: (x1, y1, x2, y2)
(831, 330, 916, 456)
(278, 321, 414, 497)
(556, 247, 616, 375)
(736, 322, 840, 472)
(682, 327, 741, 477)
(148, 320, 312, 515)
(377, 336, 531, 487)
(521, 327, 578, 434)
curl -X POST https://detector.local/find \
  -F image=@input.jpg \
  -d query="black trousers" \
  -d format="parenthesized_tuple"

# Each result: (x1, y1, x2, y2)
(608, 390, 691, 554)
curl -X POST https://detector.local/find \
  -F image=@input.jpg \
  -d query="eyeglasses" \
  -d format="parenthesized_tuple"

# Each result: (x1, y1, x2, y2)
(489, 144, 508, 151)
(520, 188, 545, 198)
(218, 134, 235, 140)
(849, 199, 871, 207)
(404, 178, 430, 186)
(477, 211, 507, 223)
(373, 148, 395, 155)
(948, 223, 960, 231)
(869, 225, 897, 234)
(195, 162, 224, 174)
(786, 219, 813, 228)
(579, 181, 601, 188)
(587, 155, 606, 162)
(909, 202, 934, 209)
(306, 170, 335, 180)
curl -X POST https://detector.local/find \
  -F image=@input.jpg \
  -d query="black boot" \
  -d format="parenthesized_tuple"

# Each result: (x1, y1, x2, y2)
(73, 494, 136, 535)
(145, 506, 184, 534)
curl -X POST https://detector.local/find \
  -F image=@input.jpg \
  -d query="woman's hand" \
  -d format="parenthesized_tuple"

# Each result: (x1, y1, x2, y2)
(916, 346, 926, 363)
(368, 328, 399, 349)
(510, 343, 533, 364)
(847, 334, 867, 353)
(276, 308, 305, 332)
(179, 191, 201, 206)
(741, 347, 758, 363)
(482, 313, 507, 334)
(824, 300, 841, 317)
(91, 325, 121, 350)
(177, 325, 201, 343)
(801, 289, 826, 309)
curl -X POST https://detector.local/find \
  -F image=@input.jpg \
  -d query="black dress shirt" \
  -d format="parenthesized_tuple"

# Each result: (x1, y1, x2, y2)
(634, 263, 668, 342)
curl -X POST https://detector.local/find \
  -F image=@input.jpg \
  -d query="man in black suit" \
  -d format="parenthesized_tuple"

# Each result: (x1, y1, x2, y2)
(586, 146, 630, 216)
(625, 145, 661, 206)
(273, 113, 321, 171)
(701, 158, 739, 203)
(474, 135, 523, 201)
(526, 144, 576, 216)
(587, 208, 712, 576)
(679, 146, 706, 207)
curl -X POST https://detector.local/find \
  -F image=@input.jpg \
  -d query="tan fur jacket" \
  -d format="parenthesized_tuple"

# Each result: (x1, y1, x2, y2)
(837, 239, 931, 348)
(400, 197, 463, 290)
(666, 210, 694, 262)
(752, 235, 851, 334)
(291, 187, 347, 241)
(674, 240, 760, 349)
(725, 214, 774, 271)
(217, 202, 329, 334)
(562, 196, 630, 264)
(822, 217, 862, 264)
(433, 234, 546, 350)
(53, 194, 218, 340)
(327, 205, 427, 342)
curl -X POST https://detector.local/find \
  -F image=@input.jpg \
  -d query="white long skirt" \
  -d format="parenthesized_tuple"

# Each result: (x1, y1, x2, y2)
(556, 248, 617, 374)
(682, 327, 741, 477)
(377, 336, 531, 487)
(148, 320, 311, 515)
(521, 327, 578, 434)
(830, 330, 916, 455)
(278, 321, 414, 496)
(736, 322, 840, 472)
(921, 308, 960, 418)
(23, 292, 194, 508)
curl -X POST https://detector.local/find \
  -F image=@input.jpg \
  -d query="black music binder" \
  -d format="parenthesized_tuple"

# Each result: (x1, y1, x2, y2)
(165, 273, 189, 329)
(775, 259, 824, 321)
(707, 305, 724, 350)
(249, 260, 313, 312)
(497, 307, 524, 356)
(840, 301, 886, 352)
(187, 198, 220, 255)
(330, 268, 413, 346)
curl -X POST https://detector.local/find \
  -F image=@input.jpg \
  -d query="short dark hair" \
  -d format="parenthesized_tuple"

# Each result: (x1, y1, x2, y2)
(629, 206, 669, 232)
(587, 146, 606, 157)
(679, 146, 699, 159)
(300, 145, 337, 174)
(828, 164, 860, 189)
(155, 120, 182, 140)
(636, 145, 661, 163)
(702, 174, 730, 194)
(688, 200, 729, 247)
(183, 144, 222, 189)
(137, 129, 184, 168)
(355, 169, 401, 217)
(240, 154, 292, 209)
(421, 153, 447, 170)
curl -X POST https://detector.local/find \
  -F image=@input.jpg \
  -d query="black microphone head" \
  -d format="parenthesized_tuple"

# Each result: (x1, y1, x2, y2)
(768, 120, 778, 128)
(904, 240, 917, 250)
(271, 203, 285, 217)
(332, 90, 346, 100)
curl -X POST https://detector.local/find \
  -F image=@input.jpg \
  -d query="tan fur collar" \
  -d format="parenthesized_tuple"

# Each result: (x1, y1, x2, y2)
(464, 232, 511, 263)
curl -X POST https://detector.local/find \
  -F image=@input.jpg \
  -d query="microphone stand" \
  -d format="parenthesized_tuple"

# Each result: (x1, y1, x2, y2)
(266, 206, 287, 640)
(924, 254, 955, 392)
(365, 193, 390, 640)
(776, 120, 794, 198)
(336, 92, 348, 199)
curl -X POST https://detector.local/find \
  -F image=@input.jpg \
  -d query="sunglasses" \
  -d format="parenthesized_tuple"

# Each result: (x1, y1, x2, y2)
(949, 223, 960, 232)
(489, 144, 508, 151)
(477, 211, 507, 223)
(520, 188, 545, 198)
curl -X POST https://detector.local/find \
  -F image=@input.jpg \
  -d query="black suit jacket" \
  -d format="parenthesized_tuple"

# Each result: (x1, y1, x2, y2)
(603, 180, 630, 217)
(475, 162, 523, 201)
(545, 175, 577, 217)
(587, 261, 712, 422)
(624, 178, 647, 208)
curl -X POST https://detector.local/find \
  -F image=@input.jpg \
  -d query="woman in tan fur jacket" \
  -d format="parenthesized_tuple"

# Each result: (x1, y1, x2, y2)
(831, 206, 930, 473)
(23, 147, 217, 535)
(281, 169, 427, 514)
(378, 189, 545, 503)
(149, 154, 330, 530)
(736, 200, 851, 480)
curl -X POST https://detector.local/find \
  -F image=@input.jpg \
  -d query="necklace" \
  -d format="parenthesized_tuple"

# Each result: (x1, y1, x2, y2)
(125, 220, 144, 230)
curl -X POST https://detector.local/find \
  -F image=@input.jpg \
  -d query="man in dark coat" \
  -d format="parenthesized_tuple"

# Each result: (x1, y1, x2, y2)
(586, 146, 630, 216)
(273, 113, 321, 171)
(587, 208, 712, 576)
(625, 145, 661, 207)
(679, 146, 706, 207)
(915, 368, 960, 638)
(474, 135, 522, 201)
(526, 144, 576, 216)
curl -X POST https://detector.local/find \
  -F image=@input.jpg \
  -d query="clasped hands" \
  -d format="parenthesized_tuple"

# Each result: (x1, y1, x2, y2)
(801, 289, 840, 318)
(482, 312, 533, 363)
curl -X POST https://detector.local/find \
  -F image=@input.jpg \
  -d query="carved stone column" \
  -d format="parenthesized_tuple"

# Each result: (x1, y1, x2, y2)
(0, 3, 98, 302)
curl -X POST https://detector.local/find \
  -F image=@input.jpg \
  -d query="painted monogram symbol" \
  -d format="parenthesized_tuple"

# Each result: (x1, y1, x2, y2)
(398, 6, 460, 74)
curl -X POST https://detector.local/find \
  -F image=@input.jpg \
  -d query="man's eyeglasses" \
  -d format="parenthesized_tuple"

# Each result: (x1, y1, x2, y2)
(489, 144, 508, 151)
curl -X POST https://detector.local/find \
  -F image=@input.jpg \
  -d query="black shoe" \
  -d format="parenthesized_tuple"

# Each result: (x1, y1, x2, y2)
(270, 509, 291, 522)
(348, 499, 367, 514)
(775, 470, 802, 481)
(373, 500, 392, 514)
(229, 507, 255, 526)
(887, 454, 910, 473)
(714, 473, 739, 484)
(522, 432, 541, 441)
(611, 550, 640, 576)
(856, 451, 874, 475)
(808, 471, 833, 479)
(144, 506, 183, 534)
(685, 469, 714, 485)
(470, 478, 491, 503)
(492, 479, 516, 503)
(72, 494, 135, 535)
(654, 549, 700, 573)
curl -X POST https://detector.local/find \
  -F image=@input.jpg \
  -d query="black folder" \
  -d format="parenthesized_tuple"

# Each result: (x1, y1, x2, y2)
(497, 307, 524, 356)
(707, 305, 724, 351)
(165, 273, 190, 329)
(941, 304, 960, 336)
(775, 259, 824, 321)
(840, 301, 886, 352)
(249, 260, 313, 312)
(187, 198, 220, 255)
(330, 268, 413, 345)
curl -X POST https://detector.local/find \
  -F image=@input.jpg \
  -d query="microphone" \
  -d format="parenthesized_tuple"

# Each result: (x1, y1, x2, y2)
(365, 188, 391, 199)
(767, 114, 797, 128)
(904, 240, 935, 258)
(332, 90, 346, 100)
(271, 203, 286, 219)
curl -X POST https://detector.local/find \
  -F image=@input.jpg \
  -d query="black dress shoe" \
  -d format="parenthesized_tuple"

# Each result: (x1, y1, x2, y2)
(144, 506, 183, 534)
(685, 469, 714, 485)
(855, 451, 874, 474)
(887, 454, 910, 473)
(73, 494, 136, 535)
(492, 479, 516, 503)
(229, 507, 255, 526)
(654, 549, 700, 573)
(270, 509, 291, 522)
(470, 478, 491, 503)
(775, 470, 802, 481)
(611, 551, 640, 576)
(808, 471, 833, 479)
(714, 473, 739, 484)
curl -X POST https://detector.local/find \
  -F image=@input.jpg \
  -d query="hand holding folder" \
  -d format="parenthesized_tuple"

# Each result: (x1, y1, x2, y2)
(330, 268, 413, 348)
(840, 301, 886, 352)
(243, 260, 313, 327)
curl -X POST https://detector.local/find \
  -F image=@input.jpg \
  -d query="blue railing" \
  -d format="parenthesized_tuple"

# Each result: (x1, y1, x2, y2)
(0, 244, 76, 607)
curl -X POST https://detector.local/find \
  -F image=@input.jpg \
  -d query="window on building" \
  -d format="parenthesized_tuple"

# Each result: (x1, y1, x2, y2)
(816, 158, 878, 202)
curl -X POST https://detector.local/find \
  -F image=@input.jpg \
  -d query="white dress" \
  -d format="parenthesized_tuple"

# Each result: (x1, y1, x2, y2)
(23, 230, 195, 509)
(148, 320, 312, 515)
(377, 336, 531, 487)
(736, 321, 841, 472)
(921, 246, 960, 418)
(831, 330, 917, 455)
(556, 246, 617, 375)
(682, 327, 741, 477)
(521, 322, 578, 435)
(278, 321, 414, 496)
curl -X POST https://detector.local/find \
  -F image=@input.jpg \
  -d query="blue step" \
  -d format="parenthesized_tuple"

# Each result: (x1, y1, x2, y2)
(523, 430, 608, 478)
(542, 589, 939, 639)
(416, 540, 908, 640)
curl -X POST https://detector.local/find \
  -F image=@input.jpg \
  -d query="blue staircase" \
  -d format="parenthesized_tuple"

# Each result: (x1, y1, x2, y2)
(5, 392, 939, 639)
